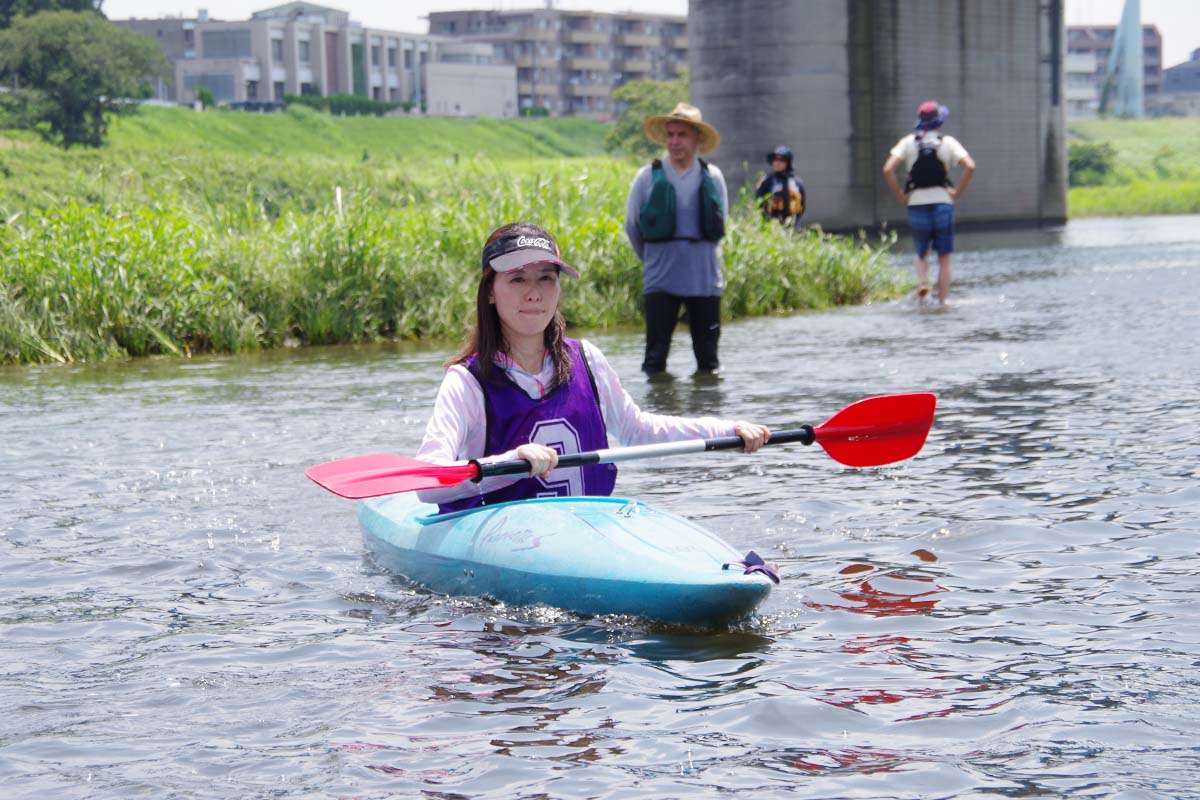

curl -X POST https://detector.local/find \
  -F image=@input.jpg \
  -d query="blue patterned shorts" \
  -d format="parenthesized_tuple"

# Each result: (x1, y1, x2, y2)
(907, 203, 955, 256)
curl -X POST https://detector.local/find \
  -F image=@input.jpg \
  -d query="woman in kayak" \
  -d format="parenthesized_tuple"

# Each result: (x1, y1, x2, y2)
(416, 221, 770, 513)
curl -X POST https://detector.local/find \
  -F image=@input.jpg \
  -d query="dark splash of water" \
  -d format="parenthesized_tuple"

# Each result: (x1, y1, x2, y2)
(2, 217, 1199, 798)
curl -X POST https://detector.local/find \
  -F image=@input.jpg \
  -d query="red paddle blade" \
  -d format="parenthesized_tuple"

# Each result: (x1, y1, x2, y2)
(304, 453, 478, 499)
(814, 392, 937, 467)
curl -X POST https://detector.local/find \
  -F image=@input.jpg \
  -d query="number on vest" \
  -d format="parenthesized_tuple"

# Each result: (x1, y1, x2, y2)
(529, 419, 584, 497)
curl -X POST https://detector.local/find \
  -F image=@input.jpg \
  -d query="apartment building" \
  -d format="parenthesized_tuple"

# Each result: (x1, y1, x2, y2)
(1151, 47, 1200, 117)
(427, 7, 687, 119)
(1066, 24, 1164, 113)
(115, 3, 517, 118)
(1064, 51, 1101, 118)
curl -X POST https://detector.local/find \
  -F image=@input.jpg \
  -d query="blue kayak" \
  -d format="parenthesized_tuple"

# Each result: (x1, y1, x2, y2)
(358, 494, 776, 626)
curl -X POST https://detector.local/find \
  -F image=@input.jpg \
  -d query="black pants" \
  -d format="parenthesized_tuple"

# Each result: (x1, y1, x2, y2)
(642, 292, 721, 374)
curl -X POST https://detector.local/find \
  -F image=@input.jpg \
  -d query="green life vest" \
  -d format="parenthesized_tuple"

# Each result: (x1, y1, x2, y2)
(637, 158, 726, 243)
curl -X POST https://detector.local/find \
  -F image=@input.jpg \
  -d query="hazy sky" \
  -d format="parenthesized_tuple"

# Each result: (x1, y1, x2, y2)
(103, 0, 1199, 68)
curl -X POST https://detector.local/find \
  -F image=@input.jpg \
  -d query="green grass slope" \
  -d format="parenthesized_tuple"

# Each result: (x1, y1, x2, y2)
(0, 105, 613, 215)
(1068, 117, 1200, 180)
(109, 104, 610, 160)
(1067, 117, 1200, 216)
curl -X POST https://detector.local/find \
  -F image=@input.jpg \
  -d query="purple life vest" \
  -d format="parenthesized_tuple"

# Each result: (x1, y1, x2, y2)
(438, 339, 618, 514)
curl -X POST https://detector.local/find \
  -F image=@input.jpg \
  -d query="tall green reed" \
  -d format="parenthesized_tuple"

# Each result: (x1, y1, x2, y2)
(1, 157, 905, 366)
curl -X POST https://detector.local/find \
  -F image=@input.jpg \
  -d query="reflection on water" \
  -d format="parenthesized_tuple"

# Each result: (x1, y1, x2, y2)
(2, 216, 1200, 798)
(808, 565, 945, 617)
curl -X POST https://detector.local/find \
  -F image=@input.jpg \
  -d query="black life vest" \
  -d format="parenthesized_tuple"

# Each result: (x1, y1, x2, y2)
(905, 133, 952, 192)
(637, 158, 725, 243)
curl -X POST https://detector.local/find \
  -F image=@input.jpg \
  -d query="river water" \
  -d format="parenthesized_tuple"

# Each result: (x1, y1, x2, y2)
(2, 215, 1198, 799)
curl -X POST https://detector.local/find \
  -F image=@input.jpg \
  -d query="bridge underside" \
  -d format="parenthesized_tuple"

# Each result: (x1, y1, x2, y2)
(690, 0, 1066, 231)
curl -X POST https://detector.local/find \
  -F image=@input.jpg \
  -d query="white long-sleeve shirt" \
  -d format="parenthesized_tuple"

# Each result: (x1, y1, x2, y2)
(415, 339, 739, 506)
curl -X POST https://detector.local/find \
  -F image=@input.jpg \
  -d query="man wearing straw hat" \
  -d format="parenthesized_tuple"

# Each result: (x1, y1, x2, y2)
(624, 102, 728, 378)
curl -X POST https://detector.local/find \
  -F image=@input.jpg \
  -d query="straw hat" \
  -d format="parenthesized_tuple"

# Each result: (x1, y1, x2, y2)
(643, 103, 721, 153)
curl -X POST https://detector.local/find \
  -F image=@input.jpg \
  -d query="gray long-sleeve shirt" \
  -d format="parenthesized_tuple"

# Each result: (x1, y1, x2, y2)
(623, 158, 728, 297)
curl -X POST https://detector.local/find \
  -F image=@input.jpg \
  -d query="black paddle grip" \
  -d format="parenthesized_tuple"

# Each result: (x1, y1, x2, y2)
(472, 451, 603, 482)
(703, 425, 814, 451)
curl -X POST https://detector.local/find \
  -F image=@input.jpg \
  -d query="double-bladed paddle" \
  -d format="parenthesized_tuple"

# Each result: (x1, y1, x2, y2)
(305, 392, 936, 499)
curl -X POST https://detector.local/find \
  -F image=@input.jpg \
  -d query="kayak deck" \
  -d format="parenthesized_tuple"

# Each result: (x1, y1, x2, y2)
(358, 494, 774, 626)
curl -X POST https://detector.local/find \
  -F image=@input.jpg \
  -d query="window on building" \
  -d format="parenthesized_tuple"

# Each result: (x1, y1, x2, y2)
(184, 72, 235, 102)
(246, 80, 258, 99)
(299, 40, 311, 63)
(404, 50, 413, 68)
(201, 29, 252, 59)
(274, 81, 285, 100)
(271, 38, 284, 63)
(371, 45, 381, 65)
(387, 47, 397, 67)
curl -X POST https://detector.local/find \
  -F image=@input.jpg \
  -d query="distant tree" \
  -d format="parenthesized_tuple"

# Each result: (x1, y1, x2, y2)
(195, 86, 215, 109)
(0, 11, 167, 148)
(605, 71, 688, 159)
(0, 0, 100, 29)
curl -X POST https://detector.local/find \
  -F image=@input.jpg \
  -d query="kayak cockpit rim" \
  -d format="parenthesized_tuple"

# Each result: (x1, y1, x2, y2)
(410, 494, 646, 526)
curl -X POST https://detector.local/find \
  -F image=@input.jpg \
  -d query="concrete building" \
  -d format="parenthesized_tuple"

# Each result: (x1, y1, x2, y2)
(426, 42, 518, 118)
(1163, 47, 1200, 93)
(1065, 51, 1101, 118)
(113, 14, 201, 102)
(690, 0, 1067, 232)
(115, 3, 516, 117)
(1066, 23, 1163, 111)
(1151, 47, 1200, 116)
(427, 8, 687, 119)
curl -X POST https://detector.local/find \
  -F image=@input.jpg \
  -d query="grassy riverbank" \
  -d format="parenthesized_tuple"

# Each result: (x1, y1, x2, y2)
(0, 106, 904, 366)
(1067, 117, 1200, 217)
(0, 104, 610, 215)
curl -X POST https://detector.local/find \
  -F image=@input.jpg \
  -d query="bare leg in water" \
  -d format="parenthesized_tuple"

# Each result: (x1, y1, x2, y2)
(914, 253, 930, 298)
(936, 252, 952, 304)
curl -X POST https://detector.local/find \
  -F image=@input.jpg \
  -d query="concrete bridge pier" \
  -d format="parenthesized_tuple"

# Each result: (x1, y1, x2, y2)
(689, 0, 1067, 231)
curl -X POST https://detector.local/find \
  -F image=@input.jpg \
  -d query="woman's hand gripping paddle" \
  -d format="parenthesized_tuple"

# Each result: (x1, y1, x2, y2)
(305, 392, 937, 499)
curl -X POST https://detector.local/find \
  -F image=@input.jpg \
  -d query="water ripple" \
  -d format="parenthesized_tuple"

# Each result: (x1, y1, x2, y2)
(2, 217, 1200, 798)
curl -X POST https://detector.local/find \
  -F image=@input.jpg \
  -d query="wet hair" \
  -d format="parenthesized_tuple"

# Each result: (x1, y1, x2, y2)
(448, 221, 571, 387)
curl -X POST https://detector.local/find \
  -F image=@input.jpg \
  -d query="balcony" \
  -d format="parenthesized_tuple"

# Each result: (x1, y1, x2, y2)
(565, 56, 611, 71)
(512, 28, 558, 43)
(617, 33, 659, 47)
(563, 29, 608, 45)
(566, 83, 610, 97)
(619, 59, 651, 73)
(518, 82, 562, 96)
(670, 35, 688, 49)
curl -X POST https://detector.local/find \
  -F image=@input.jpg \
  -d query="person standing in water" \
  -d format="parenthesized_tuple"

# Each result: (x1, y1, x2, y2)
(882, 100, 976, 304)
(623, 103, 728, 377)
(755, 144, 807, 232)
